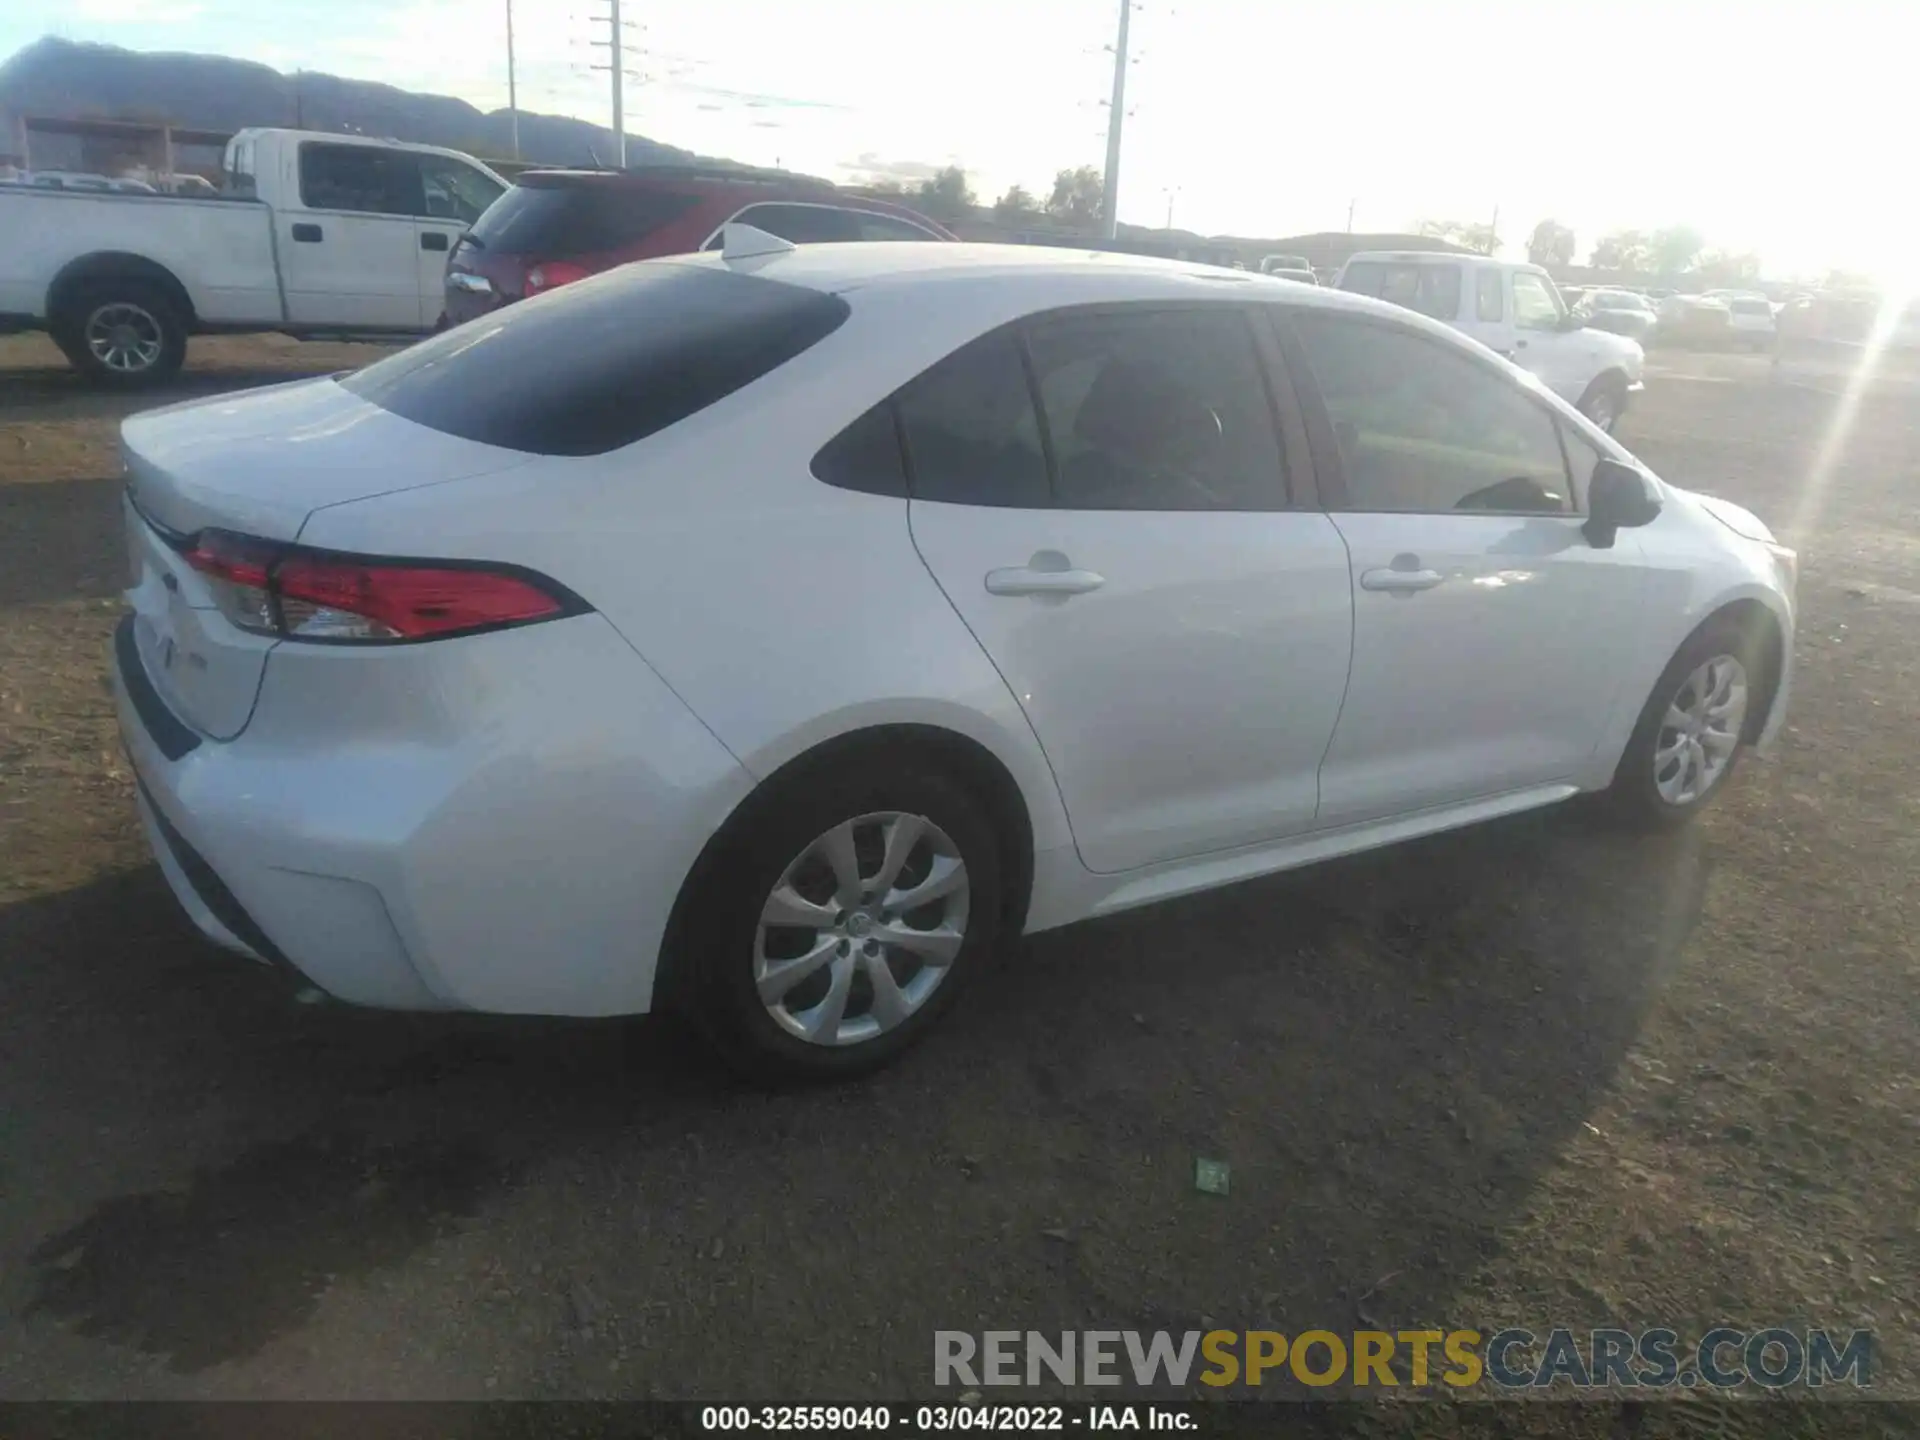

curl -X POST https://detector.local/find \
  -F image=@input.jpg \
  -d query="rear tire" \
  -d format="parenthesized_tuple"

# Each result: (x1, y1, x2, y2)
(1606, 618, 1761, 830)
(52, 280, 188, 388)
(675, 759, 1005, 1080)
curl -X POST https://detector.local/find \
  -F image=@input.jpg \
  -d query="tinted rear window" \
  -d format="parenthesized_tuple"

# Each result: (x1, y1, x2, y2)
(470, 181, 703, 255)
(342, 263, 850, 456)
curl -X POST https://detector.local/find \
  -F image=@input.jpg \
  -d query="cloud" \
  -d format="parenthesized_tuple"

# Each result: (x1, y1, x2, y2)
(73, 0, 204, 19)
(842, 151, 942, 186)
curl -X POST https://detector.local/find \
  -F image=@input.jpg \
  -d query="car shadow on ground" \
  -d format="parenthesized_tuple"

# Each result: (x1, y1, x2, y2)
(0, 805, 1711, 1391)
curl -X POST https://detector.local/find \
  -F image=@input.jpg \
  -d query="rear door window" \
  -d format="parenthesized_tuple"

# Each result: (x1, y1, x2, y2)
(894, 329, 1052, 507)
(299, 143, 423, 217)
(719, 203, 860, 245)
(1339, 261, 1462, 321)
(341, 263, 850, 455)
(1024, 307, 1288, 511)
(468, 182, 704, 255)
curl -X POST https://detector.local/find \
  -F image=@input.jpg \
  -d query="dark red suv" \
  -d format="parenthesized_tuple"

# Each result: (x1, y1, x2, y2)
(443, 165, 954, 324)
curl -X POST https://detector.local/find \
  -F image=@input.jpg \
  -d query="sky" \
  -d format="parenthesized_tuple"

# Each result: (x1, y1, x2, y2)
(4, 0, 1915, 281)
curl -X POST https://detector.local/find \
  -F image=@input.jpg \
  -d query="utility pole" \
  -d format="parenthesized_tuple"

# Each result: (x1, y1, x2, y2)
(1346, 197, 1356, 232)
(1099, 0, 1131, 239)
(591, 0, 630, 167)
(506, 0, 520, 159)
(1488, 204, 1500, 255)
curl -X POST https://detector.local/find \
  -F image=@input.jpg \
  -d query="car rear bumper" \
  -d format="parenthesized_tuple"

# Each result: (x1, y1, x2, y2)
(111, 609, 755, 1016)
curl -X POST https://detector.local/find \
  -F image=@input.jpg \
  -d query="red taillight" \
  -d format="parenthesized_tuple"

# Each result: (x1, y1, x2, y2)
(275, 554, 568, 640)
(180, 530, 582, 644)
(524, 260, 592, 295)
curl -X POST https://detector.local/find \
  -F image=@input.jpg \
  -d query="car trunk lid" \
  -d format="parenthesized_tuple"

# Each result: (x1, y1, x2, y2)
(118, 376, 533, 741)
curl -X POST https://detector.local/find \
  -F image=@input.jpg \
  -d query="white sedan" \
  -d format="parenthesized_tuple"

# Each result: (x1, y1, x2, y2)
(113, 232, 1797, 1076)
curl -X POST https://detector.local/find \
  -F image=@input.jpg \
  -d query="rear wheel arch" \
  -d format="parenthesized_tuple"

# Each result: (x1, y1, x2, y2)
(47, 252, 198, 330)
(656, 722, 1037, 1009)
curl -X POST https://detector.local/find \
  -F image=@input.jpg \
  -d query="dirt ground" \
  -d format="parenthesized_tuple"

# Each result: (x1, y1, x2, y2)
(1, 330, 1916, 1430)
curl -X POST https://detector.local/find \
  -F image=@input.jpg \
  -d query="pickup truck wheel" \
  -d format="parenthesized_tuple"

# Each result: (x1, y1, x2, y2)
(1577, 373, 1628, 433)
(54, 283, 188, 388)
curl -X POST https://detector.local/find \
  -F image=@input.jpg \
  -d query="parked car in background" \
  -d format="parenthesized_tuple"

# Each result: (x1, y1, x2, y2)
(1267, 267, 1319, 285)
(443, 165, 954, 324)
(1578, 287, 1660, 342)
(1655, 294, 1735, 349)
(1704, 291, 1777, 350)
(0, 127, 507, 385)
(113, 238, 1793, 1076)
(1333, 251, 1645, 429)
(1259, 253, 1313, 275)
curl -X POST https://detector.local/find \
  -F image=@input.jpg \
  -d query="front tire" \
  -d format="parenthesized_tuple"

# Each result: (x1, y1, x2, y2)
(676, 760, 1005, 1079)
(1577, 373, 1628, 433)
(52, 281, 188, 388)
(1607, 619, 1759, 829)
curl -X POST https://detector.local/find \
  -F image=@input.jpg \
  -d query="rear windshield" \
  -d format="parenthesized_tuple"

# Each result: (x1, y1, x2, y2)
(1338, 261, 1462, 321)
(1730, 298, 1771, 316)
(341, 263, 850, 456)
(469, 180, 704, 256)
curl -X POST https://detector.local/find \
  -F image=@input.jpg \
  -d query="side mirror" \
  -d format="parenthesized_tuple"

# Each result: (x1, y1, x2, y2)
(1584, 458, 1662, 548)
(1560, 310, 1588, 331)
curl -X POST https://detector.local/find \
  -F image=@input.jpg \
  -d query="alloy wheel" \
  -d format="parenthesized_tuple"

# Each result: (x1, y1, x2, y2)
(1653, 654, 1748, 805)
(754, 811, 969, 1047)
(85, 302, 165, 374)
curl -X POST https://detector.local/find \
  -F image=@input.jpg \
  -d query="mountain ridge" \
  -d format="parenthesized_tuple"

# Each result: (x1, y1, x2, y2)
(0, 35, 716, 169)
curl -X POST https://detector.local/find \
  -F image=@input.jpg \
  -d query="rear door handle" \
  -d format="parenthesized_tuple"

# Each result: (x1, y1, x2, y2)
(985, 561, 1106, 597)
(291, 222, 323, 242)
(420, 232, 450, 252)
(1360, 567, 1444, 593)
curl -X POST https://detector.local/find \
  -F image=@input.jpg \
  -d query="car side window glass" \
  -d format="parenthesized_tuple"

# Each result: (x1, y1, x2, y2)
(726, 203, 858, 245)
(849, 212, 937, 241)
(1022, 307, 1287, 511)
(418, 157, 503, 224)
(1512, 272, 1564, 331)
(299, 144, 422, 217)
(1292, 313, 1572, 514)
(1343, 262, 1461, 321)
(895, 329, 1052, 507)
(812, 403, 908, 497)
(1475, 270, 1505, 322)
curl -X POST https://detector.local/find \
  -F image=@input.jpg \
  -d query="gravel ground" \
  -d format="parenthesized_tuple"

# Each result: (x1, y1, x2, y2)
(1, 332, 1915, 1427)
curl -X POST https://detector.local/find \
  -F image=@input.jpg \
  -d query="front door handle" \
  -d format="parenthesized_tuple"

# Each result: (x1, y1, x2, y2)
(421, 231, 450, 252)
(985, 554, 1106, 597)
(291, 222, 323, 242)
(1360, 567, 1444, 593)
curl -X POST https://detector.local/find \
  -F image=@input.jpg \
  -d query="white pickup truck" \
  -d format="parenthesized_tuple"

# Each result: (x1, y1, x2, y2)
(1334, 251, 1646, 431)
(0, 128, 507, 387)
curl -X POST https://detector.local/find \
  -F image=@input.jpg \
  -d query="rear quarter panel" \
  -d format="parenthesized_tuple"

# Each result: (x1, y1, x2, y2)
(294, 288, 1084, 892)
(0, 188, 281, 324)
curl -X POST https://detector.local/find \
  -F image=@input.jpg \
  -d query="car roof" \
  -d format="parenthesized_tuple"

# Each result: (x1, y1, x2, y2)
(664, 240, 1463, 329)
(1342, 250, 1520, 269)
